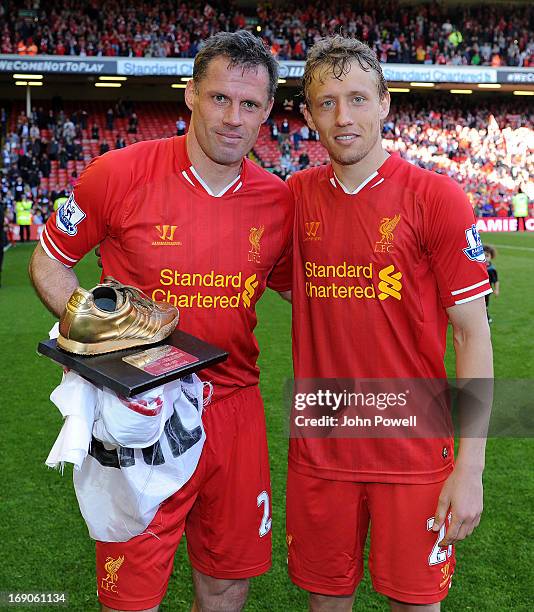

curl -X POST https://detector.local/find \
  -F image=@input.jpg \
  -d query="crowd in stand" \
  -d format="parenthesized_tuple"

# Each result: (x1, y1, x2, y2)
(268, 116, 319, 179)
(382, 100, 533, 217)
(0, 99, 138, 239)
(267, 97, 533, 217)
(2, 0, 532, 66)
(259, 1, 533, 66)
(2, 0, 240, 58)
(1, 97, 532, 237)
(384, 99, 534, 217)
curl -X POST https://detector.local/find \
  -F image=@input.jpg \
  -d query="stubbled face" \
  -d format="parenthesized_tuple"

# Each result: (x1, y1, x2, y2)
(185, 56, 273, 166)
(304, 61, 390, 166)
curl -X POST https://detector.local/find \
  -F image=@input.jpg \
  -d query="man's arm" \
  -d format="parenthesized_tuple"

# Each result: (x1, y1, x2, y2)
(433, 296, 493, 547)
(29, 243, 79, 317)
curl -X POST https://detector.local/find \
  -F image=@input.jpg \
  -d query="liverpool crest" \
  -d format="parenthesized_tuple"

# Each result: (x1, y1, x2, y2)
(248, 225, 265, 263)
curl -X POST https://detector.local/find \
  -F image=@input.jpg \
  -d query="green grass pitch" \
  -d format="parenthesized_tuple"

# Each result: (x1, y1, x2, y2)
(1, 231, 532, 611)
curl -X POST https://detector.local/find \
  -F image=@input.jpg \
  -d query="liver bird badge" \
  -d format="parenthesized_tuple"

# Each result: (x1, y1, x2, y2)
(104, 555, 125, 584)
(248, 225, 265, 263)
(378, 214, 401, 244)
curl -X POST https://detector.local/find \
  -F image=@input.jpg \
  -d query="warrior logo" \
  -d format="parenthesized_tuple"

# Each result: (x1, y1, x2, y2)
(375, 213, 401, 253)
(248, 226, 264, 263)
(153, 225, 182, 246)
(304, 221, 321, 241)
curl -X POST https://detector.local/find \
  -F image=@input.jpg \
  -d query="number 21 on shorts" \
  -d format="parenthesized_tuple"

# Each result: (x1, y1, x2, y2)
(427, 515, 453, 565)
(257, 491, 272, 537)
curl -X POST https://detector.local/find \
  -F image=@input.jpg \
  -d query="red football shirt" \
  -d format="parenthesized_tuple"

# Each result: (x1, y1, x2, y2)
(42, 136, 293, 400)
(288, 154, 491, 483)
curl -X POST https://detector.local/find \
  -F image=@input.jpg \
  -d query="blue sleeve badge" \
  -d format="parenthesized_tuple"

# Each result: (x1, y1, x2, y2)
(462, 224, 485, 262)
(56, 193, 86, 236)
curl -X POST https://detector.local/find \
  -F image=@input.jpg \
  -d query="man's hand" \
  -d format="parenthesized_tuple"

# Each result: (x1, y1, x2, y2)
(434, 298, 492, 548)
(95, 245, 103, 268)
(432, 462, 483, 547)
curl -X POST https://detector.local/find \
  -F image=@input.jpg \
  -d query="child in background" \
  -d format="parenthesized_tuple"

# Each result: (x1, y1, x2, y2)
(484, 245, 500, 323)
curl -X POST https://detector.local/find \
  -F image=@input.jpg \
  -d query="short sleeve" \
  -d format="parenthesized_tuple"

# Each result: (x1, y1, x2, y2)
(267, 235, 293, 292)
(266, 180, 294, 292)
(40, 153, 121, 267)
(424, 177, 491, 308)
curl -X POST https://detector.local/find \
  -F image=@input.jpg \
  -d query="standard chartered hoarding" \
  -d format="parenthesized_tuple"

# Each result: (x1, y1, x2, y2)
(0, 54, 532, 84)
(382, 64, 496, 83)
(117, 59, 194, 76)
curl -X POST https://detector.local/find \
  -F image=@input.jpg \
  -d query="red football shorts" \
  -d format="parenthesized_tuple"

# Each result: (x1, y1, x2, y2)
(97, 386, 272, 611)
(286, 467, 456, 604)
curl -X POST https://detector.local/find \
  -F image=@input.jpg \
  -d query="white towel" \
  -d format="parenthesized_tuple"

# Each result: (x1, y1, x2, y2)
(46, 369, 207, 542)
(46, 371, 98, 471)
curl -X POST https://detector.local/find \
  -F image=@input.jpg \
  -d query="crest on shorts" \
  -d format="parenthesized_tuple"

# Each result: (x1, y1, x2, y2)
(100, 555, 125, 594)
(56, 193, 86, 236)
(439, 561, 452, 589)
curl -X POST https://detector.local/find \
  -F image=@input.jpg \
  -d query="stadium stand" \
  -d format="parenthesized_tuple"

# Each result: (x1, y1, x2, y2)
(2, 0, 532, 66)
(1, 95, 532, 228)
(258, 98, 533, 218)
(259, 1, 533, 66)
(1, 101, 186, 232)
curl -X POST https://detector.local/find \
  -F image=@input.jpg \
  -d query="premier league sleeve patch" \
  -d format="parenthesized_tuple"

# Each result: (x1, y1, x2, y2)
(462, 224, 485, 262)
(56, 193, 86, 236)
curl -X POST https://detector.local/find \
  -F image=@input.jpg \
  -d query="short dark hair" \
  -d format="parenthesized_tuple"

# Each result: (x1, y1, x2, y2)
(193, 31, 278, 100)
(303, 35, 388, 106)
